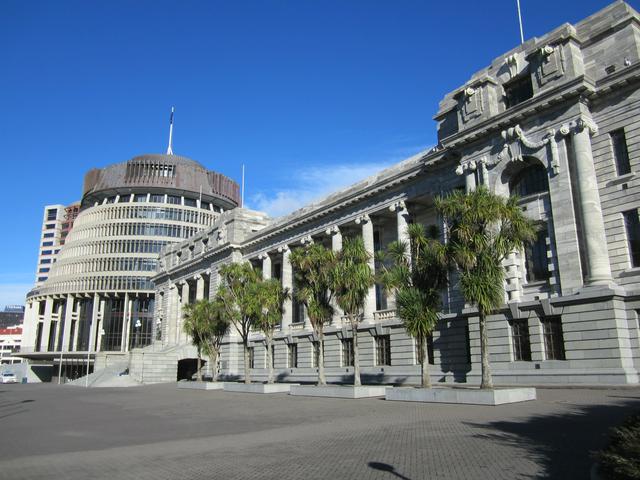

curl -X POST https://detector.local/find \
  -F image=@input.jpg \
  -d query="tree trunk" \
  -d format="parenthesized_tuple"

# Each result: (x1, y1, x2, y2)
(197, 349, 202, 382)
(208, 345, 218, 382)
(317, 330, 326, 386)
(267, 334, 274, 384)
(243, 340, 251, 384)
(479, 311, 493, 389)
(421, 336, 431, 388)
(352, 318, 361, 387)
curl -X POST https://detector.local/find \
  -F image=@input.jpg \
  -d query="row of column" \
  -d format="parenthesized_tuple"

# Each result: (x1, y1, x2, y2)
(257, 201, 410, 327)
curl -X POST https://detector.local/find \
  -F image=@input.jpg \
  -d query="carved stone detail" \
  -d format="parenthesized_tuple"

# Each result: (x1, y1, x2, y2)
(496, 124, 560, 175)
(355, 213, 370, 225)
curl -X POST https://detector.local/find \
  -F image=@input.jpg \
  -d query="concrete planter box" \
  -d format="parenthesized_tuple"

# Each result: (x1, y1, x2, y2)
(223, 383, 297, 394)
(177, 382, 225, 391)
(289, 385, 388, 399)
(385, 387, 536, 405)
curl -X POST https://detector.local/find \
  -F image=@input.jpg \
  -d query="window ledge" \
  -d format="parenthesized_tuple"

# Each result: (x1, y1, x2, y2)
(605, 171, 636, 187)
(619, 267, 640, 278)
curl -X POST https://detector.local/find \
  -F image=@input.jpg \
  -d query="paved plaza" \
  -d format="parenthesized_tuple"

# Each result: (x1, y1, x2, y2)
(0, 384, 639, 479)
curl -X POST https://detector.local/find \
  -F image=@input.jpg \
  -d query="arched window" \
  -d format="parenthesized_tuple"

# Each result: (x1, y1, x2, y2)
(509, 162, 549, 197)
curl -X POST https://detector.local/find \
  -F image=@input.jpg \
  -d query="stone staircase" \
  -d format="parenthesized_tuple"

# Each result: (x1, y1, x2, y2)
(66, 360, 139, 388)
(128, 342, 198, 384)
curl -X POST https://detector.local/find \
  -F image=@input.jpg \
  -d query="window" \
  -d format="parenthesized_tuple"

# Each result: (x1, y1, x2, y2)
(342, 338, 354, 367)
(270, 344, 275, 368)
(37, 276, 47, 282)
(134, 194, 147, 203)
(312, 341, 325, 368)
(46, 209, 58, 221)
(106, 196, 116, 204)
(504, 74, 533, 108)
(288, 344, 298, 368)
(149, 193, 164, 203)
(542, 317, 565, 360)
(375, 335, 391, 366)
(43, 232, 54, 238)
(38, 268, 50, 273)
(40, 259, 51, 264)
(611, 129, 631, 175)
(248, 347, 254, 369)
(511, 320, 532, 361)
(201, 201, 210, 210)
(167, 195, 181, 205)
(184, 197, 197, 208)
(415, 336, 435, 365)
(509, 163, 549, 197)
(525, 227, 550, 282)
(42, 242, 53, 247)
(623, 209, 640, 267)
(45, 223, 55, 229)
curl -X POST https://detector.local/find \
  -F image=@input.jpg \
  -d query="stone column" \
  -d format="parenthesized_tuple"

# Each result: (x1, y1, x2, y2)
(279, 245, 292, 329)
(569, 117, 613, 285)
(196, 275, 205, 301)
(88, 293, 100, 352)
(61, 295, 74, 352)
(166, 285, 177, 346)
(41, 297, 54, 352)
(455, 161, 477, 193)
(121, 293, 130, 353)
(180, 282, 190, 344)
(260, 253, 272, 280)
(326, 226, 343, 324)
(356, 214, 376, 321)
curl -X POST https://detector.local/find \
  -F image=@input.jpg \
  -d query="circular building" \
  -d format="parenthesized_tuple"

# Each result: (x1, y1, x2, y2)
(22, 153, 239, 378)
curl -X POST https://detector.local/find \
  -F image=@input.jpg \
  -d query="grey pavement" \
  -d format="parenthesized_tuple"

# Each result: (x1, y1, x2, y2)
(0, 383, 639, 479)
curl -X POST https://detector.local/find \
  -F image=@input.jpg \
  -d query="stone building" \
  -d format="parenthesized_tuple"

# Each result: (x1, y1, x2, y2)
(20, 154, 240, 381)
(145, 1, 640, 386)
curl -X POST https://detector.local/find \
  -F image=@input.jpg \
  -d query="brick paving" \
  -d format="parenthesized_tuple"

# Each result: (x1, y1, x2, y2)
(0, 383, 638, 479)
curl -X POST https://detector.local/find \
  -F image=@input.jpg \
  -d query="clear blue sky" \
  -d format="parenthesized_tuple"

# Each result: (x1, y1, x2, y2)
(0, 0, 632, 308)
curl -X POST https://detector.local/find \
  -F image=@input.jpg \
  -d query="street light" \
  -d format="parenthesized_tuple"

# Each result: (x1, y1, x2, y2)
(134, 319, 142, 349)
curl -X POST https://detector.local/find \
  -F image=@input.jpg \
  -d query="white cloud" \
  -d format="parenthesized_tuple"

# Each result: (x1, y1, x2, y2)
(0, 283, 32, 309)
(247, 162, 396, 218)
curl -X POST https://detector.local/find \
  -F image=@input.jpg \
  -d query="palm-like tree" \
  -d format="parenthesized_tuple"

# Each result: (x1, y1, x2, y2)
(183, 299, 230, 382)
(217, 262, 261, 384)
(289, 244, 336, 385)
(378, 223, 448, 388)
(332, 236, 374, 387)
(436, 187, 535, 389)
(254, 278, 290, 384)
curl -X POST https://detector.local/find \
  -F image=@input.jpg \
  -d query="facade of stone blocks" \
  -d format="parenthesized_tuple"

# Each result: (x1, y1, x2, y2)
(147, 2, 640, 386)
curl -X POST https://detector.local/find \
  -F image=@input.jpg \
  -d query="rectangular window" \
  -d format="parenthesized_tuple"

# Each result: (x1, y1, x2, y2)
(38, 268, 50, 273)
(623, 209, 640, 267)
(288, 344, 298, 368)
(525, 228, 550, 282)
(167, 195, 181, 205)
(542, 317, 566, 360)
(46, 209, 58, 221)
(611, 129, 631, 176)
(149, 194, 164, 203)
(184, 197, 197, 207)
(248, 347, 254, 369)
(312, 341, 323, 368)
(134, 194, 147, 203)
(504, 74, 534, 108)
(40, 259, 51, 264)
(375, 335, 391, 366)
(201, 201, 210, 210)
(511, 320, 532, 361)
(42, 241, 53, 247)
(43, 232, 54, 238)
(37, 276, 47, 282)
(342, 338, 354, 367)
(41, 250, 52, 255)
(45, 223, 55, 229)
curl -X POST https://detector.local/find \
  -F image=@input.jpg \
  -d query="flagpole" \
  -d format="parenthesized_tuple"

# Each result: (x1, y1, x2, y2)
(167, 107, 175, 155)
(241, 164, 245, 208)
(516, 0, 525, 44)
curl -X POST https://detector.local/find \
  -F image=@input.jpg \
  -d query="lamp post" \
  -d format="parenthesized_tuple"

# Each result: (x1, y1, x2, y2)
(134, 319, 142, 349)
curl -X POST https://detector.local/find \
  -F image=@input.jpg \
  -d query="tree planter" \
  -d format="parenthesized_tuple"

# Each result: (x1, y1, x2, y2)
(385, 387, 536, 405)
(223, 383, 298, 394)
(177, 382, 225, 391)
(289, 385, 388, 399)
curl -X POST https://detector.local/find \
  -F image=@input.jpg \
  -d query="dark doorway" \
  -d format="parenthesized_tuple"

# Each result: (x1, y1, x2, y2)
(177, 358, 199, 381)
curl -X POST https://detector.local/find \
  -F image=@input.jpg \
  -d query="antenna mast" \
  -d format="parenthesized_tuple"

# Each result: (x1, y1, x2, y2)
(166, 107, 175, 155)
(241, 164, 245, 208)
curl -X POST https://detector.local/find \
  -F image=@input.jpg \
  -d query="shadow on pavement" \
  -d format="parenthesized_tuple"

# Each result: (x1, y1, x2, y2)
(368, 461, 412, 480)
(465, 395, 640, 479)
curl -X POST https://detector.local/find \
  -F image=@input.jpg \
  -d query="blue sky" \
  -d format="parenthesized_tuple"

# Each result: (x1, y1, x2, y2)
(0, 0, 631, 308)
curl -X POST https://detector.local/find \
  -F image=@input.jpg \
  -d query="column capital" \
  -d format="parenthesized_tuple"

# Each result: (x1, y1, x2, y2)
(455, 159, 477, 176)
(389, 200, 407, 213)
(277, 245, 290, 254)
(325, 225, 340, 236)
(257, 252, 270, 260)
(559, 116, 599, 137)
(300, 234, 314, 245)
(355, 213, 371, 225)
